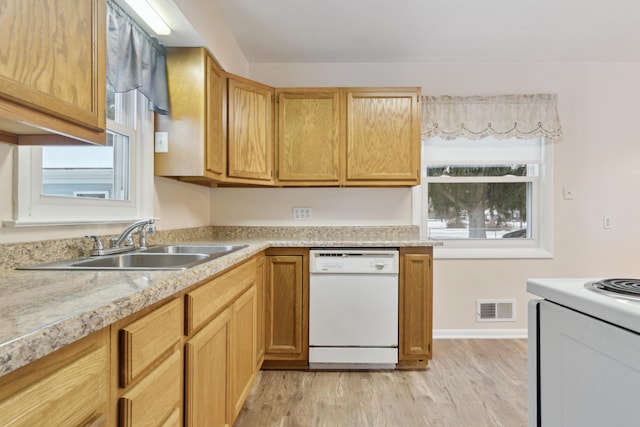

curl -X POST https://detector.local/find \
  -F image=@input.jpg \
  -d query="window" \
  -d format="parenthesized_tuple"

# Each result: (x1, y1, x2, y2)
(8, 86, 153, 226)
(418, 136, 552, 258)
(41, 85, 133, 201)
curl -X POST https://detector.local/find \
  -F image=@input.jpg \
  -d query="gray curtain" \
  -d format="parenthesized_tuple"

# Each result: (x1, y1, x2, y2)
(106, 0, 169, 115)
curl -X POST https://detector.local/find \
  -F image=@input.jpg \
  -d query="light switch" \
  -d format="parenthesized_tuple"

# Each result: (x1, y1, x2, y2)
(155, 132, 169, 153)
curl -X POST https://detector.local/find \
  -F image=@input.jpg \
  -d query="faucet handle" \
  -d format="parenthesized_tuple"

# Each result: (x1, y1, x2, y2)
(85, 235, 104, 255)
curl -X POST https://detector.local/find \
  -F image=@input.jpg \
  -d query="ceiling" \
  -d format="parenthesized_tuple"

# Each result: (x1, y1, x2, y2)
(211, 0, 640, 63)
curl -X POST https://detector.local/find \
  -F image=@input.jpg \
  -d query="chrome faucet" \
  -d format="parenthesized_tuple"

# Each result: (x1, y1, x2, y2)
(111, 219, 156, 250)
(85, 219, 156, 256)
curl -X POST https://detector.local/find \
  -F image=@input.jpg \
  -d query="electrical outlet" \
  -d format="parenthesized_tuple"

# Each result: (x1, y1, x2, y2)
(563, 186, 574, 200)
(292, 207, 312, 220)
(603, 216, 613, 229)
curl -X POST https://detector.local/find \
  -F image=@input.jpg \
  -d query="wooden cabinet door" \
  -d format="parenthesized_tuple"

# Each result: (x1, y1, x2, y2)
(398, 248, 433, 368)
(230, 286, 257, 421)
(345, 88, 421, 185)
(156, 48, 209, 178)
(0, 0, 106, 140)
(185, 307, 232, 427)
(227, 74, 273, 183)
(264, 252, 307, 366)
(276, 89, 341, 184)
(255, 255, 266, 370)
(0, 330, 109, 427)
(206, 55, 226, 177)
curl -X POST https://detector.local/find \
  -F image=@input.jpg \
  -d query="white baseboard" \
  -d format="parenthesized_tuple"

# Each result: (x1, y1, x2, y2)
(433, 329, 528, 339)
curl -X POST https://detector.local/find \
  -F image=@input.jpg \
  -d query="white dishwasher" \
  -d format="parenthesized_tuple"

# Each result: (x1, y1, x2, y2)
(309, 249, 399, 370)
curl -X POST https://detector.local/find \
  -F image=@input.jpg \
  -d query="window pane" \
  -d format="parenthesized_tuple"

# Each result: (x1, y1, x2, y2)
(107, 82, 116, 121)
(427, 182, 529, 239)
(41, 130, 130, 201)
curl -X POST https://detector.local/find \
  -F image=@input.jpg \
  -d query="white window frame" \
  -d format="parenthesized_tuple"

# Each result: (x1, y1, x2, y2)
(413, 136, 553, 259)
(5, 91, 154, 227)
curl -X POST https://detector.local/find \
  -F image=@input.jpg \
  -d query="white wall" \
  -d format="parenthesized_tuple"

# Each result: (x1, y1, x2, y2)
(211, 187, 412, 225)
(210, 61, 640, 335)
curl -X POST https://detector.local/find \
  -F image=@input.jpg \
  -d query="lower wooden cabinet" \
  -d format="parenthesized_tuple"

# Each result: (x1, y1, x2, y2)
(263, 248, 308, 368)
(398, 247, 433, 368)
(0, 328, 110, 426)
(119, 350, 183, 427)
(118, 298, 183, 388)
(113, 297, 184, 426)
(185, 307, 232, 427)
(255, 255, 266, 370)
(184, 258, 259, 426)
(230, 286, 257, 420)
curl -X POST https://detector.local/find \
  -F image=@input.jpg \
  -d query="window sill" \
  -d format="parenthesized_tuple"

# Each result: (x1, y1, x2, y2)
(3, 218, 148, 228)
(434, 246, 553, 259)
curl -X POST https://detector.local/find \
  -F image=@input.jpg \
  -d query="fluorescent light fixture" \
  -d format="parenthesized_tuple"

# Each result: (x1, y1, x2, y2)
(124, 0, 171, 35)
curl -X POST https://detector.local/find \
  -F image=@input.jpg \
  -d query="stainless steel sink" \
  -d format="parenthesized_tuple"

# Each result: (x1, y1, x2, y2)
(69, 253, 209, 269)
(17, 244, 247, 271)
(139, 244, 245, 256)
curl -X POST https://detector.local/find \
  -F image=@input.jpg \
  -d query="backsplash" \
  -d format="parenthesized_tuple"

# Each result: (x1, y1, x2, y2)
(0, 226, 213, 270)
(210, 225, 420, 241)
(0, 225, 420, 270)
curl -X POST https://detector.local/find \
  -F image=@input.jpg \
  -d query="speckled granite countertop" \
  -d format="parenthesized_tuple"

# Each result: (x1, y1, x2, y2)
(0, 226, 440, 378)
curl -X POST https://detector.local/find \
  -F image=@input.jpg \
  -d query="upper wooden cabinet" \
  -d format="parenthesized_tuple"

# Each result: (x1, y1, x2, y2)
(0, 0, 106, 145)
(155, 47, 419, 187)
(345, 88, 421, 185)
(275, 87, 421, 187)
(227, 74, 274, 184)
(155, 47, 227, 182)
(276, 89, 341, 185)
(155, 50, 274, 186)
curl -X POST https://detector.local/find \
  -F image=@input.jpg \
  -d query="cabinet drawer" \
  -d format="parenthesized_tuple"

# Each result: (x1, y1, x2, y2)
(0, 340, 108, 426)
(119, 298, 183, 388)
(119, 350, 182, 427)
(186, 260, 256, 335)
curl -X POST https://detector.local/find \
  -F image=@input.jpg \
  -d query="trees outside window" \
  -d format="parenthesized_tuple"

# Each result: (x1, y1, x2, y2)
(419, 136, 552, 258)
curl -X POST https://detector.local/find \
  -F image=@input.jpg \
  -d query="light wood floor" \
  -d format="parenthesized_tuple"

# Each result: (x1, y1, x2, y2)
(234, 339, 528, 427)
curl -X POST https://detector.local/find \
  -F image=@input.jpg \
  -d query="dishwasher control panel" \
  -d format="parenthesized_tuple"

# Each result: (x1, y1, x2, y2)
(310, 249, 399, 274)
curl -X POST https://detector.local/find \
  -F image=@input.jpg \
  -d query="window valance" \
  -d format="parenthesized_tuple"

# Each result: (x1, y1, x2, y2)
(106, 0, 169, 115)
(421, 94, 562, 141)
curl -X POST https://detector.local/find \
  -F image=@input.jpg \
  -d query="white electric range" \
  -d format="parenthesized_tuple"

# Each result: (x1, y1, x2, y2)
(527, 278, 640, 427)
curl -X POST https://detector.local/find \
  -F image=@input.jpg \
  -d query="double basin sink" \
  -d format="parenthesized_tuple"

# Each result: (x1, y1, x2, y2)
(18, 244, 248, 271)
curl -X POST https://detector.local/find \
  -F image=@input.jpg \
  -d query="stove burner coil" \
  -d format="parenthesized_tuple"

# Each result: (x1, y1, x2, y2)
(587, 278, 640, 297)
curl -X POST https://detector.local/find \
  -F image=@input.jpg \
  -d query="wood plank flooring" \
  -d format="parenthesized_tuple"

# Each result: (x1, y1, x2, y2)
(234, 339, 528, 427)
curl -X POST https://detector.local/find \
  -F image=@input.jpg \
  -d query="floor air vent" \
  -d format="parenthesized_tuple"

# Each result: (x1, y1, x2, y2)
(476, 299, 516, 322)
